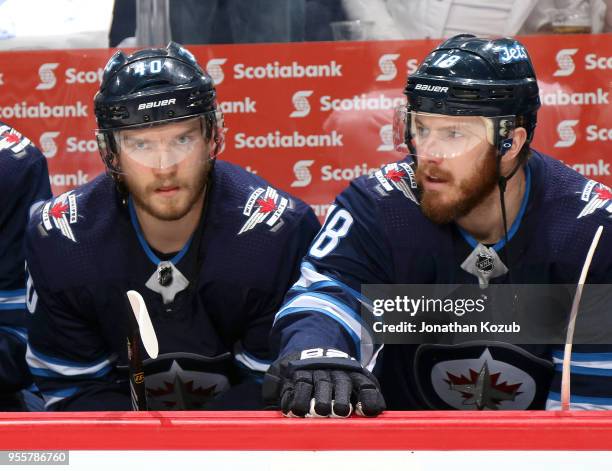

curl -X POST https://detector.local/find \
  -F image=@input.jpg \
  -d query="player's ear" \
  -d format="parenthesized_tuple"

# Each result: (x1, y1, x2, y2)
(500, 126, 527, 164)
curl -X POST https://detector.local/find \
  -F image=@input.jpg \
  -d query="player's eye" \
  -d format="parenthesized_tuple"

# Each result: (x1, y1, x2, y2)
(415, 125, 429, 138)
(446, 128, 464, 139)
(131, 139, 150, 150)
(175, 134, 193, 146)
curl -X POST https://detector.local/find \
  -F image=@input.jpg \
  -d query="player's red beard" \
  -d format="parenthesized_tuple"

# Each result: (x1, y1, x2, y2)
(416, 147, 498, 225)
(125, 159, 212, 222)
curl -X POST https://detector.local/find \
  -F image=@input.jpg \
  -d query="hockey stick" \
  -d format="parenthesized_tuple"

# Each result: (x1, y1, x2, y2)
(561, 225, 603, 411)
(126, 290, 159, 411)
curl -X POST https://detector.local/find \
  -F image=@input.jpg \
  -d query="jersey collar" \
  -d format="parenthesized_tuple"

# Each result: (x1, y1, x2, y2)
(128, 196, 194, 266)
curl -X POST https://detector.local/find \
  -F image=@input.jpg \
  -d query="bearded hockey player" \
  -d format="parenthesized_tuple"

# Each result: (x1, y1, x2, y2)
(0, 122, 51, 411)
(25, 43, 320, 411)
(263, 34, 612, 416)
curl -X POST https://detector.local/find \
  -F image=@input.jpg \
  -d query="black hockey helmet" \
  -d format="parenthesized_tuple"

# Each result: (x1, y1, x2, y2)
(394, 34, 540, 155)
(95, 42, 224, 173)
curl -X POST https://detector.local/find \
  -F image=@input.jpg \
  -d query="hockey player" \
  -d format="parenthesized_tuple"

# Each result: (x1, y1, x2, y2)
(25, 43, 320, 411)
(264, 34, 612, 416)
(0, 122, 51, 411)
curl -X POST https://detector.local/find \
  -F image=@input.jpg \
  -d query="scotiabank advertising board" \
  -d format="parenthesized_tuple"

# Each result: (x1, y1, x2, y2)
(0, 35, 610, 218)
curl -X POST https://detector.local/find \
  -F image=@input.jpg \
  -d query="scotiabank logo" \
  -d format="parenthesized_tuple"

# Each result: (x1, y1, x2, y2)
(65, 67, 104, 84)
(586, 125, 612, 142)
(290, 90, 313, 118)
(376, 54, 400, 82)
(585, 54, 612, 70)
(36, 63, 59, 90)
(39, 132, 99, 158)
(36, 63, 103, 90)
(540, 88, 608, 106)
(234, 60, 342, 80)
(290, 161, 377, 187)
(569, 159, 611, 177)
(234, 131, 343, 149)
(553, 49, 578, 77)
(291, 160, 315, 187)
(377, 124, 394, 151)
(206, 58, 227, 85)
(556, 121, 612, 148)
(320, 93, 405, 112)
(553, 49, 612, 76)
(39, 132, 60, 158)
(554, 120, 579, 148)
(49, 171, 89, 187)
(0, 101, 88, 119)
(321, 164, 378, 181)
(66, 137, 98, 153)
(218, 97, 256, 114)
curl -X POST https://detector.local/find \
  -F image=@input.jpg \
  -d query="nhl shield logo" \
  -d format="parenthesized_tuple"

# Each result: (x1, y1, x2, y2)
(41, 191, 79, 242)
(413, 343, 553, 410)
(476, 252, 494, 273)
(238, 186, 290, 235)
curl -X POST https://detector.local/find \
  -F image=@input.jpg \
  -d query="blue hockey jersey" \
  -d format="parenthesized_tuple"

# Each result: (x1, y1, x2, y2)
(271, 151, 612, 411)
(0, 122, 51, 409)
(25, 160, 320, 411)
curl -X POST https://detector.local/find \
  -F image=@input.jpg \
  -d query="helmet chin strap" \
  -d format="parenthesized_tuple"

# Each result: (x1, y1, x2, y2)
(496, 139, 524, 283)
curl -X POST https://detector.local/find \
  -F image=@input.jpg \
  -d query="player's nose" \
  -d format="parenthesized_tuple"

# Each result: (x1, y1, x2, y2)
(151, 148, 179, 175)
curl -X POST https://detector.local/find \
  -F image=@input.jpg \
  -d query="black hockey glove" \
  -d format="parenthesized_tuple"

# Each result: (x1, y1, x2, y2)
(262, 348, 385, 418)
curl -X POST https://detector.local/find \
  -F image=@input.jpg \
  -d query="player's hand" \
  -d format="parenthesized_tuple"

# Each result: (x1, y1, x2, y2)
(262, 348, 385, 418)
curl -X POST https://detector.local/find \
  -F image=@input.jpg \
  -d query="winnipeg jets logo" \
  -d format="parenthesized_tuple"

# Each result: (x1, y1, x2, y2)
(239, 186, 289, 234)
(429, 348, 533, 410)
(577, 181, 612, 219)
(374, 162, 418, 203)
(445, 360, 522, 410)
(144, 357, 230, 410)
(0, 125, 31, 156)
(41, 191, 79, 242)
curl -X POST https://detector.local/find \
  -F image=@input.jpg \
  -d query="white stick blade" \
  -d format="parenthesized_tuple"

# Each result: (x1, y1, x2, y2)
(127, 290, 159, 359)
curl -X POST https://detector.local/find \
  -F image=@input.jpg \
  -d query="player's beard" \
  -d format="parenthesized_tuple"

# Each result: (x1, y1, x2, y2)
(416, 147, 498, 225)
(127, 159, 212, 222)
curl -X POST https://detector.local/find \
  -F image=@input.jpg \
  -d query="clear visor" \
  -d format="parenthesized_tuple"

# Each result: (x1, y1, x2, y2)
(97, 112, 225, 174)
(393, 107, 510, 160)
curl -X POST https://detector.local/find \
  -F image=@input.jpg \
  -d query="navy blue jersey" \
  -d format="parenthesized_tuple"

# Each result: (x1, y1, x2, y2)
(271, 151, 612, 410)
(25, 160, 320, 411)
(0, 122, 51, 406)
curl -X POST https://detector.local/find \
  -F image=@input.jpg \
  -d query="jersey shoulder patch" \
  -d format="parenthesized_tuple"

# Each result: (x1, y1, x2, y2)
(372, 161, 419, 202)
(237, 185, 292, 235)
(213, 160, 309, 236)
(0, 124, 33, 158)
(577, 180, 612, 220)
